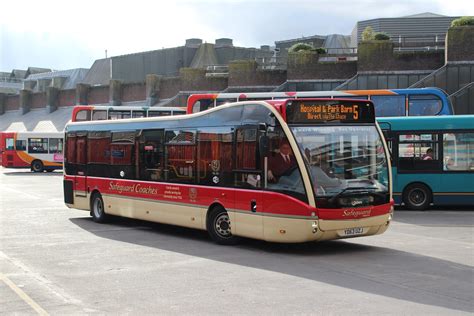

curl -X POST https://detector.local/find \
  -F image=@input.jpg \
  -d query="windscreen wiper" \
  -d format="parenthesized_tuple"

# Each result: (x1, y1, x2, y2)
(328, 186, 375, 203)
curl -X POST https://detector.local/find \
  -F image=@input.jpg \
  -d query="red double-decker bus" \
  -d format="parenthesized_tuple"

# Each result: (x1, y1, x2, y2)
(63, 98, 393, 244)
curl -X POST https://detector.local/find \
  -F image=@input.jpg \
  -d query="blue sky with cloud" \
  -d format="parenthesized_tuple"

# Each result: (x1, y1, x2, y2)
(0, 0, 471, 71)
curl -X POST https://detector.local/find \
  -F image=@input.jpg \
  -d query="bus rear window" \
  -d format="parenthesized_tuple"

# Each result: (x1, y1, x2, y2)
(371, 95, 405, 117)
(408, 95, 442, 116)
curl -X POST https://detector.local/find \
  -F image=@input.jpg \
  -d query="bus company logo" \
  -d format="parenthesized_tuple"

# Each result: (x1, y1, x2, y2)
(189, 188, 197, 201)
(351, 200, 364, 206)
(109, 182, 158, 195)
(343, 209, 372, 218)
(211, 160, 221, 173)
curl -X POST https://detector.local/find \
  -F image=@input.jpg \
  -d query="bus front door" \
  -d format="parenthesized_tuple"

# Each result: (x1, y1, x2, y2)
(74, 134, 88, 197)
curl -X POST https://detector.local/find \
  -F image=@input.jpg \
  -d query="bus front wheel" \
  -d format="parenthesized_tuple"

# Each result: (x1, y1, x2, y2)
(31, 160, 44, 173)
(206, 206, 240, 245)
(403, 184, 432, 211)
(91, 193, 108, 223)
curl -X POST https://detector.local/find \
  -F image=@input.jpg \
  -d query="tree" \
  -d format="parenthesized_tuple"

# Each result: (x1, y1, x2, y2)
(361, 26, 375, 41)
(289, 43, 314, 53)
(451, 16, 474, 27)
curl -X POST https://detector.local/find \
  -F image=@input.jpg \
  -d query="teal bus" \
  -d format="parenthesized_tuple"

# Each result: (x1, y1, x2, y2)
(377, 115, 474, 210)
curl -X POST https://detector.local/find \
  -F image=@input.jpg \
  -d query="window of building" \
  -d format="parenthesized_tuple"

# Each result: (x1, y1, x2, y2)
(443, 133, 474, 171)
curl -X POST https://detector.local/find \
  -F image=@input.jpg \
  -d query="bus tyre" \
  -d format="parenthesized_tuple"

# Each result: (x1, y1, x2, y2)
(91, 193, 108, 223)
(31, 160, 44, 173)
(207, 206, 239, 245)
(403, 184, 432, 211)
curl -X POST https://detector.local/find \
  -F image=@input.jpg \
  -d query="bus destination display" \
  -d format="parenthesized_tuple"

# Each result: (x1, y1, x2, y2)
(286, 100, 375, 124)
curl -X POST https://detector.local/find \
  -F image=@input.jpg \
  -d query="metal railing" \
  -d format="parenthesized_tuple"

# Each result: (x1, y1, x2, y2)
(392, 34, 446, 51)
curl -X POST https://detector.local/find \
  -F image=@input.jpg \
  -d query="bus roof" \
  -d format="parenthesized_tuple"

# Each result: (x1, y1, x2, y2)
(377, 115, 474, 131)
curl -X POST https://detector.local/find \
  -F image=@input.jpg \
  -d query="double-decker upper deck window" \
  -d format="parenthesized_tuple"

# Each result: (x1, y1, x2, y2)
(408, 95, 442, 116)
(371, 95, 406, 117)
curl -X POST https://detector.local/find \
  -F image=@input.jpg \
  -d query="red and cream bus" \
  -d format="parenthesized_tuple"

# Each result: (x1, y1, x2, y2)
(72, 105, 186, 122)
(0, 131, 63, 172)
(63, 98, 393, 244)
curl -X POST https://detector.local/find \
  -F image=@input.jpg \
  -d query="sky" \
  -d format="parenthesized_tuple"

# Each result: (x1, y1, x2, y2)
(0, 0, 472, 72)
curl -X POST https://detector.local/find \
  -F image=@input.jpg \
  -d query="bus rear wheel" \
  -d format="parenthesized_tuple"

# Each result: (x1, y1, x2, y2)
(403, 184, 432, 211)
(207, 206, 239, 245)
(31, 160, 44, 173)
(91, 193, 108, 223)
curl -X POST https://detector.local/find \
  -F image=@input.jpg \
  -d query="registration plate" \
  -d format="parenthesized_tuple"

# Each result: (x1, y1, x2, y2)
(339, 227, 365, 237)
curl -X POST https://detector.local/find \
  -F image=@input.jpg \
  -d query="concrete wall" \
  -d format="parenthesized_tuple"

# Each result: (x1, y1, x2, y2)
(287, 52, 357, 80)
(358, 41, 444, 72)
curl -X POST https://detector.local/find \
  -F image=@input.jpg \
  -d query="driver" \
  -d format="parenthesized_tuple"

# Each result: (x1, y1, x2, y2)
(268, 139, 296, 182)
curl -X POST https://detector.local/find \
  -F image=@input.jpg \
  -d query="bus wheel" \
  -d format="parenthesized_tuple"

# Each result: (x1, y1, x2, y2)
(31, 160, 44, 172)
(91, 193, 108, 223)
(207, 206, 239, 245)
(403, 184, 432, 210)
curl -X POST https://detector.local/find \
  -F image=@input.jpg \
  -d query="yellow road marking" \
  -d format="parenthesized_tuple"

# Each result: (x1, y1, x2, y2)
(0, 273, 49, 316)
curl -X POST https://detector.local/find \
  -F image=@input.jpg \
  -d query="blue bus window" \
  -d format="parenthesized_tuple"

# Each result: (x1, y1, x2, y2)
(408, 95, 442, 116)
(370, 95, 405, 117)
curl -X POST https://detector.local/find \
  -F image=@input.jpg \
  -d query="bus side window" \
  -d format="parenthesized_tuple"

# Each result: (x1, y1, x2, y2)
(49, 138, 63, 154)
(443, 132, 474, 171)
(398, 133, 440, 171)
(139, 129, 165, 181)
(28, 138, 48, 154)
(234, 127, 261, 189)
(5, 138, 14, 150)
(92, 110, 107, 121)
(408, 95, 442, 116)
(87, 131, 111, 178)
(15, 140, 26, 151)
(109, 131, 136, 179)
(165, 130, 196, 184)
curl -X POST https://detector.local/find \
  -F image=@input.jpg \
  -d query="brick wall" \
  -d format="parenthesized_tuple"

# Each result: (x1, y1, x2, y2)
(88, 86, 109, 104)
(122, 82, 146, 102)
(30, 92, 47, 109)
(58, 89, 76, 107)
(5, 95, 20, 111)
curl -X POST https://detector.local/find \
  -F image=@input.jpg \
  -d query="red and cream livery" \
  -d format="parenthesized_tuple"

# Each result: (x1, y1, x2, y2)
(0, 131, 63, 172)
(64, 99, 393, 244)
